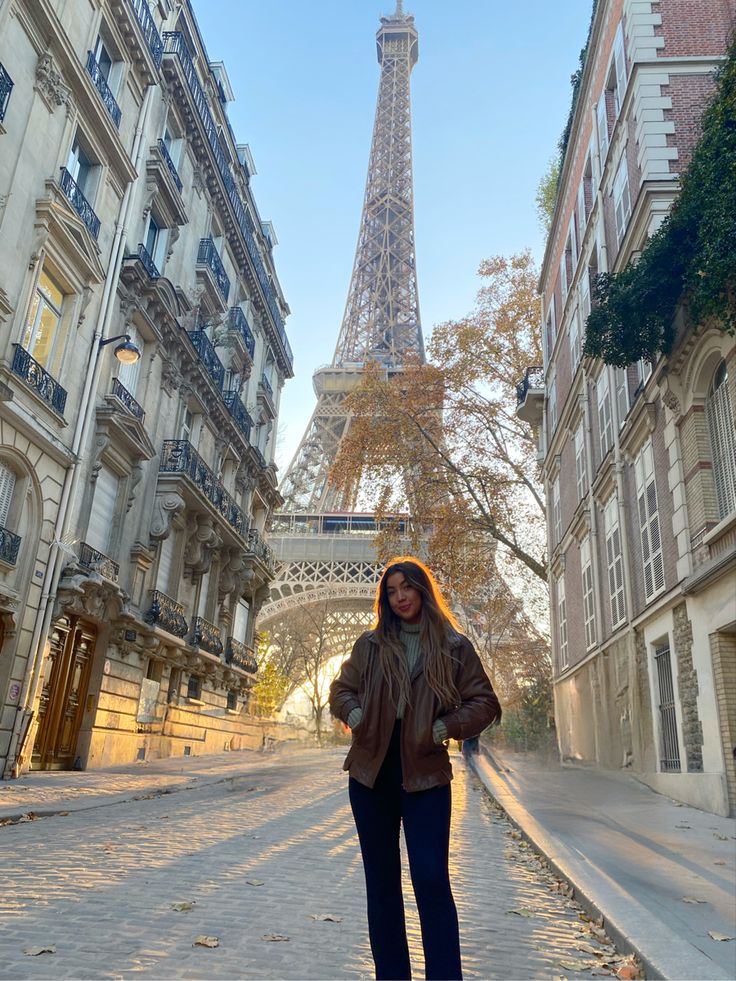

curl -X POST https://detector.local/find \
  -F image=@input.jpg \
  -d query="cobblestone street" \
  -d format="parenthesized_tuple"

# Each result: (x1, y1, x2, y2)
(0, 749, 629, 980)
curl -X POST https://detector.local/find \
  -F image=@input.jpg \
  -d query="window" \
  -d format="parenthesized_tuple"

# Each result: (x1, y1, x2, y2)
(559, 254, 568, 307)
(548, 373, 558, 432)
(574, 422, 587, 501)
(144, 213, 168, 273)
(581, 537, 596, 650)
(157, 532, 175, 595)
(655, 641, 681, 772)
(706, 361, 736, 519)
(596, 92, 609, 164)
(227, 690, 238, 711)
(557, 574, 568, 669)
(612, 23, 627, 118)
(233, 598, 250, 643)
(577, 180, 587, 243)
(187, 675, 202, 700)
(552, 477, 561, 545)
(634, 358, 652, 394)
(613, 156, 632, 247)
(544, 298, 556, 365)
(67, 137, 96, 199)
(162, 124, 182, 168)
(569, 306, 581, 369)
(604, 495, 626, 629)
(614, 367, 629, 428)
(0, 462, 16, 528)
(87, 465, 119, 554)
(635, 440, 665, 601)
(22, 269, 65, 371)
(180, 407, 195, 443)
(597, 371, 614, 458)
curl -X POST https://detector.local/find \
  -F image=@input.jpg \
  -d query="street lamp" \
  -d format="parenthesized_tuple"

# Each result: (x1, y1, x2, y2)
(99, 333, 141, 365)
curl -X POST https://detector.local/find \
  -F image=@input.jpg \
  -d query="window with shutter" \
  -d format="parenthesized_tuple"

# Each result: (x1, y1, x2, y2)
(597, 93, 609, 163)
(157, 532, 175, 595)
(552, 477, 561, 545)
(557, 574, 568, 669)
(706, 361, 736, 519)
(0, 463, 16, 527)
(581, 538, 597, 650)
(635, 441, 665, 601)
(86, 465, 118, 554)
(604, 496, 626, 628)
(549, 374, 558, 432)
(575, 422, 587, 501)
(613, 156, 632, 247)
(613, 23, 627, 117)
(577, 181, 587, 241)
(569, 306, 581, 369)
(614, 367, 629, 427)
(234, 598, 250, 643)
(559, 254, 568, 306)
(597, 372, 613, 458)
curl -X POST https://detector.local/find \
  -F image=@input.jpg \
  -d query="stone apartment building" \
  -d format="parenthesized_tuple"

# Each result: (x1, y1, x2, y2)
(517, 0, 736, 816)
(0, 0, 293, 774)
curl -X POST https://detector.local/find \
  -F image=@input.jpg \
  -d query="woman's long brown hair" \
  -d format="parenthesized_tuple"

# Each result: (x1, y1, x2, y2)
(372, 556, 462, 711)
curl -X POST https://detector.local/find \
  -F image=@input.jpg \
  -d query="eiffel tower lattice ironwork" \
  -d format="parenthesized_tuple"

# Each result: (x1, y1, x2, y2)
(259, 2, 423, 636)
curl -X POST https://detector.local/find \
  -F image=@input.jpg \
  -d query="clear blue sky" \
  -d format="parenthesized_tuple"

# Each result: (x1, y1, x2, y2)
(193, 0, 593, 470)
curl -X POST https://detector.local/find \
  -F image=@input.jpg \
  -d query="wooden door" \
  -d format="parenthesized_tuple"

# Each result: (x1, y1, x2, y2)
(33, 616, 96, 770)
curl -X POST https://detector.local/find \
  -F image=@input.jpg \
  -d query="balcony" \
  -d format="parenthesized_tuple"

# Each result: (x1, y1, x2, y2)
(79, 542, 120, 582)
(144, 589, 188, 637)
(111, 377, 145, 421)
(59, 167, 100, 240)
(226, 306, 255, 360)
(515, 365, 545, 426)
(223, 390, 253, 443)
(11, 345, 67, 416)
(246, 527, 277, 577)
(161, 32, 292, 375)
(225, 637, 258, 675)
(126, 242, 159, 280)
(257, 373, 276, 417)
(196, 237, 230, 304)
(190, 616, 223, 657)
(85, 51, 121, 129)
(0, 526, 21, 566)
(129, 0, 163, 68)
(159, 439, 247, 537)
(0, 62, 13, 124)
(187, 329, 225, 390)
(157, 137, 182, 192)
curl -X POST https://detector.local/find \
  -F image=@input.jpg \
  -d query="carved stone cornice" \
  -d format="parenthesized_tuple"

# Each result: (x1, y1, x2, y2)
(52, 570, 127, 624)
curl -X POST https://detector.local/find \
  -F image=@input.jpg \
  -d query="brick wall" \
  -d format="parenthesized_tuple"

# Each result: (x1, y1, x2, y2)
(664, 73, 717, 173)
(710, 630, 736, 816)
(654, 0, 735, 58)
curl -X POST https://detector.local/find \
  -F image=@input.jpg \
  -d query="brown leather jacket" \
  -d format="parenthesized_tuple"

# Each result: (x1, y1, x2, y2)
(329, 628, 501, 792)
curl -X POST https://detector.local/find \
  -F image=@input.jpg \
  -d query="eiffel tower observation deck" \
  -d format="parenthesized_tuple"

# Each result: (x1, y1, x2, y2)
(259, 2, 423, 634)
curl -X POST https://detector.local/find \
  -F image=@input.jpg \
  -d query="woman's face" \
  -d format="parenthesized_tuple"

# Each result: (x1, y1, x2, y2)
(385, 571, 423, 625)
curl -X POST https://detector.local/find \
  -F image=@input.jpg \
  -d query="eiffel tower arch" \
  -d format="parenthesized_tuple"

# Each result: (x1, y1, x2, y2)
(259, 2, 423, 638)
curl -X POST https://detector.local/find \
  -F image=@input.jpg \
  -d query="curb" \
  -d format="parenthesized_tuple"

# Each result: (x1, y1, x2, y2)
(466, 748, 732, 981)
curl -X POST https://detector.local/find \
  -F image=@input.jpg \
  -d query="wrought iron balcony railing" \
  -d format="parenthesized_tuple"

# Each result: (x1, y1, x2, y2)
(159, 440, 247, 537)
(196, 237, 230, 302)
(144, 589, 188, 637)
(157, 137, 182, 192)
(59, 167, 100, 240)
(85, 51, 121, 128)
(188, 329, 225, 390)
(111, 377, 145, 421)
(0, 525, 21, 565)
(247, 527, 275, 571)
(223, 390, 253, 442)
(225, 637, 258, 675)
(162, 32, 292, 371)
(127, 242, 160, 279)
(0, 62, 13, 124)
(79, 542, 120, 582)
(130, 0, 163, 68)
(227, 307, 255, 359)
(11, 345, 67, 415)
(190, 616, 223, 657)
(516, 366, 544, 406)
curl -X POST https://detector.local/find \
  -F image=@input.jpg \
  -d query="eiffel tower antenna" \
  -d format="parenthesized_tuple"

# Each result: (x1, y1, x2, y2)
(280, 5, 422, 512)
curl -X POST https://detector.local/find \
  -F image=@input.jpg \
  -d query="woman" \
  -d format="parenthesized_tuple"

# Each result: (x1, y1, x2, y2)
(329, 557, 501, 981)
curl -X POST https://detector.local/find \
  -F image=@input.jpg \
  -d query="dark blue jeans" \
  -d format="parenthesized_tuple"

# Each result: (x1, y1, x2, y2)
(349, 722, 462, 980)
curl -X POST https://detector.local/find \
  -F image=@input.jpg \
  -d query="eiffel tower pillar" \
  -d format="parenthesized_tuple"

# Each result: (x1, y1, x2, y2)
(261, 2, 423, 631)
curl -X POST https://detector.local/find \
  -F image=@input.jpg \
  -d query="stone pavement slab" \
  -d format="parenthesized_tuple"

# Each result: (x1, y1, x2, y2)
(1, 748, 632, 980)
(469, 746, 736, 981)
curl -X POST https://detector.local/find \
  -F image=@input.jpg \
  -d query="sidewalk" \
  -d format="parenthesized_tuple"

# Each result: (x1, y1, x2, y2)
(0, 746, 310, 822)
(468, 745, 736, 981)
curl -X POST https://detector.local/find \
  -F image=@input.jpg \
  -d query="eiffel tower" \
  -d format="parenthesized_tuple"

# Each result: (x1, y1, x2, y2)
(258, 2, 422, 637)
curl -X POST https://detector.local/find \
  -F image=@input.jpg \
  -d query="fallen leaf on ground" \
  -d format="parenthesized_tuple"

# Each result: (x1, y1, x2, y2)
(261, 934, 290, 942)
(246, 879, 264, 886)
(714, 860, 726, 865)
(57, 811, 69, 816)
(682, 896, 707, 904)
(713, 833, 728, 840)
(171, 902, 196, 912)
(309, 914, 343, 922)
(193, 935, 219, 948)
(559, 960, 585, 972)
(506, 908, 536, 917)
(18, 812, 38, 822)
(23, 946, 56, 956)
(708, 931, 734, 941)
(616, 966, 638, 980)
(576, 942, 605, 955)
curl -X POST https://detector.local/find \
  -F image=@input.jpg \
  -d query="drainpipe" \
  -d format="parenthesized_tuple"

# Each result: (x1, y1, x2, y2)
(5, 84, 156, 777)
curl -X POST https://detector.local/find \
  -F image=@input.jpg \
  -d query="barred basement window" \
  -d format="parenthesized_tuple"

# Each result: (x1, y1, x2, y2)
(581, 537, 596, 650)
(187, 675, 202, 700)
(604, 495, 626, 629)
(706, 360, 736, 519)
(635, 440, 665, 601)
